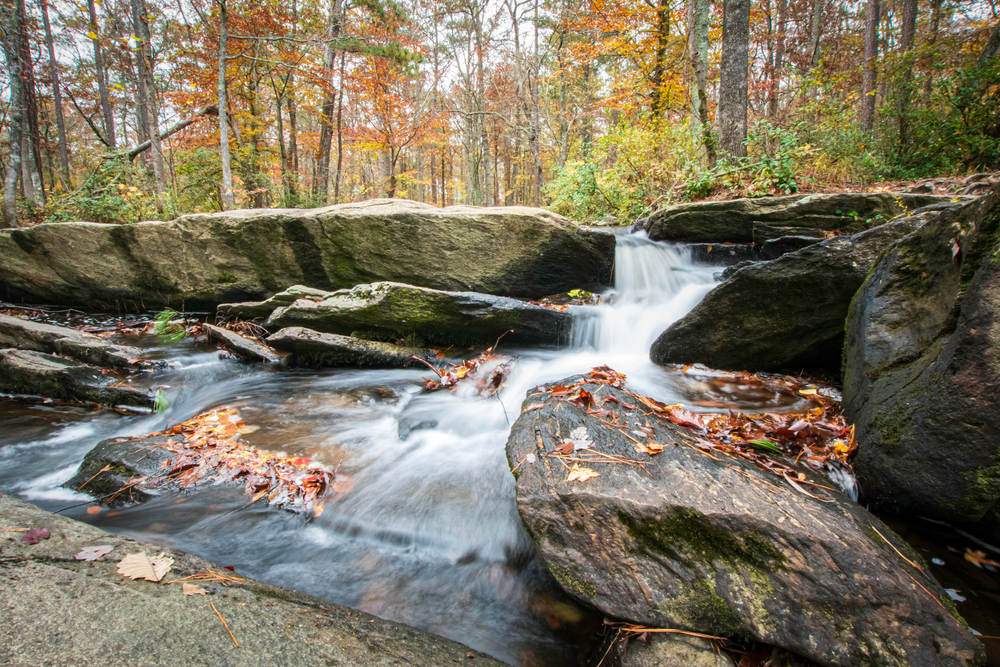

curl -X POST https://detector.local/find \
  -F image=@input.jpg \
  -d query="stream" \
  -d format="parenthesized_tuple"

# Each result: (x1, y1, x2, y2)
(2, 232, 999, 666)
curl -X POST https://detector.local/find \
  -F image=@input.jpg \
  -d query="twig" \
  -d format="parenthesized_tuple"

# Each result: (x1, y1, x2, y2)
(408, 355, 442, 377)
(211, 602, 239, 647)
(76, 464, 112, 491)
(869, 521, 923, 571)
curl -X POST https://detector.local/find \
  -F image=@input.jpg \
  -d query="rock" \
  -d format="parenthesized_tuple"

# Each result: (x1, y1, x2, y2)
(217, 284, 330, 321)
(752, 222, 827, 244)
(636, 193, 959, 243)
(616, 634, 734, 667)
(844, 186, 1000, 523)
(203, 323, 282, 363)
(650, 211, 938, 372)
(0, 199, 614, 308)
(63, 435, 175, 504)
(506, 374, 982, 667)
(267, 327, 431, 368)
(0, 349, 154, 409)
(759, 235, 821, 260)
(0, 314, 147, 368)
(685, 243, 755, 266)
(264, 281, 570, 347)
(0, 493, 504, 667)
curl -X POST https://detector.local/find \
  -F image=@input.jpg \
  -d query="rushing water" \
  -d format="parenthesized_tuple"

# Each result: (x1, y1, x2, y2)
(0, 233, 863, 665)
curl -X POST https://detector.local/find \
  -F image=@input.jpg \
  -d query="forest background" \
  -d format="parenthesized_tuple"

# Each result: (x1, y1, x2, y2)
(0, 0, 997, 228)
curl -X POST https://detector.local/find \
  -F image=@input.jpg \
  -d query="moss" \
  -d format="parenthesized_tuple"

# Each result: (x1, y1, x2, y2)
(215, 271, 239, 284)
(656, 577, 744, 636)
(617, 508, 785, 573)
(870, 409, 910, 457)
(547, 563, 597, 599)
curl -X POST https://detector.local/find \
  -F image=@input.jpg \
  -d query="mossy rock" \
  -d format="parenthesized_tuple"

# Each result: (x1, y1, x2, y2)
(505, 373, 982, 667)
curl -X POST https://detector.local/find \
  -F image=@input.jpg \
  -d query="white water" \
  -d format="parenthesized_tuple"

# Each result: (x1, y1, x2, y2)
(0, 232, 729, 666)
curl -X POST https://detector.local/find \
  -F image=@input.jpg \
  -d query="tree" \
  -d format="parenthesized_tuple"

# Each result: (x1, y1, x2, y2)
(860, 0, 879, 132)
(1, 0, 25, 227)
(39, 0, 70, 189)
(87, 0, 116, 148)
(718, 0, 750, 158)
(217, 0, 235, 209)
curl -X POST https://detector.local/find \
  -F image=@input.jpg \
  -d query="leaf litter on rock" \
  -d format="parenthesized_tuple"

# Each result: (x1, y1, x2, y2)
(20, 528, 50, 544)
(75, 545, 114, 561)
(117, 551, 173, 582)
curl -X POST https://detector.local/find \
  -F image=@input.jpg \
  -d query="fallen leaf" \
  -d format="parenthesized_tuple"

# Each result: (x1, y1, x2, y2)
(965, 549, 1000, 569)
(75, 545, 114, 561)
(86, 505, 102, 515)
(523, 403, 549, 412)
(20, 528, 50, 545)
(798, 388, 818, 396)
(182, 583, 208, 596)
(566, 464, 600, 483)
(117, 551, 174, 582)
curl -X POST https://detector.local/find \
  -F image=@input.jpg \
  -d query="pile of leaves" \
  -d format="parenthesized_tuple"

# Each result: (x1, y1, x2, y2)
(530, 366, 856, 498)
(125, 407, 352, 516)
(413, 350, 514, 396)
(527, 289, 605, 312)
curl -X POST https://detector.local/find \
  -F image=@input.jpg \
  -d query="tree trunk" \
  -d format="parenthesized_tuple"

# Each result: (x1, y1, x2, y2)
(87, 0, 116, 148)
(718, 0, 751, 159)
(16, 0, 43, 203)
(217, 0, 235, 209)
(861, 0, 880, 132)
(531, 0, 542, 206)
(650, 0, 671, 117)
(2, 0, 24, 227)
(334, 49, 346, 204)
(688, 0, 716, 166)
(767, 0, 787, 117)
(276, 93, 289, 202)
(40, 0, 70, 189)
(922, 0, 941, 105)
(809, 0, 824, 69)
(315, 0, 343, 204)
(132, 0, 166, 207)
(898, 0, 918, 146)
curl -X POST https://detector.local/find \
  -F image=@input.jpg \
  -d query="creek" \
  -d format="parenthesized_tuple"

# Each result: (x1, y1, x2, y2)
(2, 232, 997, 665)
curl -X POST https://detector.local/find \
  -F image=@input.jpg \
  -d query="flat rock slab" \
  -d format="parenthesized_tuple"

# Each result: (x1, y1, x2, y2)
(0, 493, 505, 667)
(267, 327, 431, 368)
(650, 211, 938, 372)
(217, 284, 330, 321)
(0, 349, 153, 409)
(637, 193, 961, 243)
(203, 323, 282, 363)
(262, 281, 570, 347)
(506, 374, 982, 667)
(844, 185, 1000, 523)
(0, 313, 148, 368)
(0, 199, 614, 308)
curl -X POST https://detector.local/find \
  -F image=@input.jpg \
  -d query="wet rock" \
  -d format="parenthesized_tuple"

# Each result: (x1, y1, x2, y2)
(616, 633, 734, 666)
(203, 323, 281, 363)
(844, 186, 1000, 523)
(0, 199, 614, 308)
(216, 284, 329, 321)
(635, 193, 959, 243)
(265, 281, 570, 347)
(758, 235, 821, 259)
(752, 223, 827, 244)
(686, 243, 755, 266)
(0, 493, 505, 667)
(650, 211, 939, 372)
(0, 313, 147, 368)
(267, 327, 431, 368)
(63, 435, 175, 504)
(0, 349, 154, 409)
(506, 374, 982, 667)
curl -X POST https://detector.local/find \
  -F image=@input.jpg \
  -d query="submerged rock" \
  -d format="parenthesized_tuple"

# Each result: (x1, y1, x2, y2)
(267, 327, 431, 368)
(203, 323, 281, 363)
(844, 186, 1000, 523)
(0, 199, 614, 308)
(0, 349, 153, 409)
(636, 193, 960, 243)
(0, 314, 147, 368)
(0, 493, 504, 667)
(263, 281, 570, 347)
(650, 211, 939, 372)
(63, 435, 174, 504)
(506, 374, 982, 667)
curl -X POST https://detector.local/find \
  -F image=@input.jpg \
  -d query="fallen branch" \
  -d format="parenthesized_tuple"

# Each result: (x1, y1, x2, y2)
(100, 105, 219, 161)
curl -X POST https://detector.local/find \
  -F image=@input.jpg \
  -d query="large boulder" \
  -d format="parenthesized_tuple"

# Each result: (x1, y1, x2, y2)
(261, 281, 570, 347)
(637, 193, 962, 243)
(650, 211, 939, 372)
(267, 327, 432, 368)
(0, 349, 154, 409)
(0, 199, 615, 308)
(506, 373, 982, 667)
(0, 314, 147, 368)
(0, 493, 504, 667)
(844, 186, 1000, 523)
